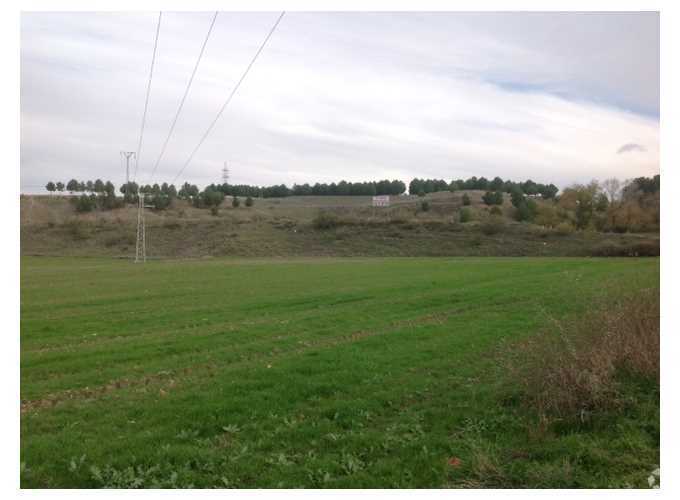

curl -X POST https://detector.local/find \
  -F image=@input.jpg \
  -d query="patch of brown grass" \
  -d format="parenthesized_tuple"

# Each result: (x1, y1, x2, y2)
(503, 287, 659, 421)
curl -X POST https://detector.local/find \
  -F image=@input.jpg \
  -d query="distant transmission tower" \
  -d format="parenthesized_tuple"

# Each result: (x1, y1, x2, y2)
(121, 151, 136, 188)
(222, 162, 229, 184)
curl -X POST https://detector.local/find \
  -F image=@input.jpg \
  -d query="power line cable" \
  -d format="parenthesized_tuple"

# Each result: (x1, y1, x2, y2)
(148, 11, 219, 184)
(171, 11, 285, 185)
(132, 11, 162, 184)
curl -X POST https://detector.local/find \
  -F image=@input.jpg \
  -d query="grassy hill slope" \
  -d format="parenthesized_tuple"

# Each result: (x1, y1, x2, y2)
(20, 192, 659, 259)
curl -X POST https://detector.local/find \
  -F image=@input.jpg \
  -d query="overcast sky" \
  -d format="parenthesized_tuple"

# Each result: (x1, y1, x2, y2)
(20, 11, 659, 193)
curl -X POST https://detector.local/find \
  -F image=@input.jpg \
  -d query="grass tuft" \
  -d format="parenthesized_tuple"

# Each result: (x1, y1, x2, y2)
(502, 287, 659, 422)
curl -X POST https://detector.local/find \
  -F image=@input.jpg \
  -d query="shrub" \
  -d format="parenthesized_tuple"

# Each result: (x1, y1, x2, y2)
(312, 211, 340, 230)
(502, 288, 659, 422)
(98, 192, 124, 211)
(210, 206, 219, 216)
(534, 204, 560, 228)
(462, 193, 471, 206)
(245, 196, 254, 207)
(417, 189, 426, 197)
(490, 206, 502, 216)
(479, 215, 505, 235)
(459, 208, 472, 223)
(482, 191, 503, 206)
(232, 196, 240, 208)
(554, 221, 575, 236)
(420, 200, 430, 212)
(198, 188, 224, 209)
(590, 240, 659, 257)
(74, 194, 96, 213)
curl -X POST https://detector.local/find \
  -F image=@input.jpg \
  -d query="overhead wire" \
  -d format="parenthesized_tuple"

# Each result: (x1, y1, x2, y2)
(147, 11, 219, 184)
(132, 11, 162, 184)
(171, 11, 285, 185)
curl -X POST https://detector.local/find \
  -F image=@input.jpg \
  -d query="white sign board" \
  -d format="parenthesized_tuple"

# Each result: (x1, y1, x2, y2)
(372, 195, 390, 207)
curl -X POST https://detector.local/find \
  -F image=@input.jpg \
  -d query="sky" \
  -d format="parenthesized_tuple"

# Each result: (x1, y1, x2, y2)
(20, 11, 660, 193)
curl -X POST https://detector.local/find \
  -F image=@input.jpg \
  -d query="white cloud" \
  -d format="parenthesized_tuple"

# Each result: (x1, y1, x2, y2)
(20, 11, 659, 192)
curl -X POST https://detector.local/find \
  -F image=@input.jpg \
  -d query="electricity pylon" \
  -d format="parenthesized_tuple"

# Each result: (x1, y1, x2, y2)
(135, 192, 153, 263)
(121, 151, 136, 187)
(222, 162, 229, 184)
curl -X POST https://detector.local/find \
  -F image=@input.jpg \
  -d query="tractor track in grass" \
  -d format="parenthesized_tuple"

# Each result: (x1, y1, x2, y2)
(21, 298, 527, 414)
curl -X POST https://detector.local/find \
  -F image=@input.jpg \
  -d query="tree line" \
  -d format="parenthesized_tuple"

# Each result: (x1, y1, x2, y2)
(46, 174, 659, 233)
(203, 179, 407, 198)
(409, 176, 559, 199)
(46, 179, 116, 195)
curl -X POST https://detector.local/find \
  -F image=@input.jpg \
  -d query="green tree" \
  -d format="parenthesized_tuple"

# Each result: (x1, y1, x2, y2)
(489, 176, 504, 191)
(56, 182, 65, 192)
(45, 182, 56, 193)
(120, 182, 139, 200)
(151, 193, 171, 210)
(510, 187, 525, 208)
(196, 187, 225, 209)
(595, 193, 609, 212)
(515, 199, 537, 222)
(66, 179, 79, 193)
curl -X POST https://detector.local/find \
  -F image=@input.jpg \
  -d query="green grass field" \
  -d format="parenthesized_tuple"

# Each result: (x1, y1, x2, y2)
(21, 256, 659, 488)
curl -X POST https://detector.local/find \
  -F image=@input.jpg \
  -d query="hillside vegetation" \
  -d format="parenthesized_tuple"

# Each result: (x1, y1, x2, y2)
(20, 190, 658, 259)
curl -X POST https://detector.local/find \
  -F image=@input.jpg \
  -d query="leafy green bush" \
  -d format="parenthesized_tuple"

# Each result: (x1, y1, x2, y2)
(245, 196, 254, 207)
(554, 221, 575, 236)
(462, 194, 471, 206)
(232, 196, 240, 208)
(459, 208, 472, 223)
(482, 191, 503, 206)
(420, 200, 430, 212)
(73, 194, 96, 213)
